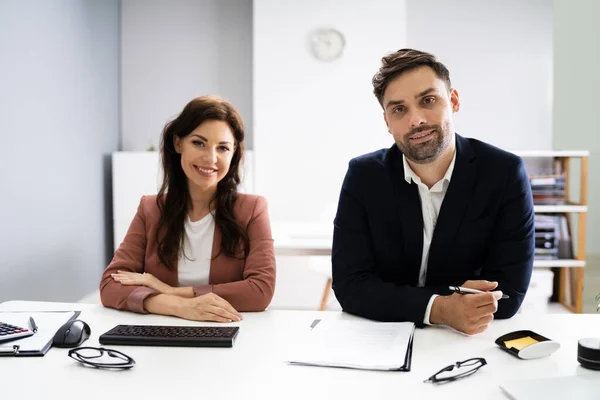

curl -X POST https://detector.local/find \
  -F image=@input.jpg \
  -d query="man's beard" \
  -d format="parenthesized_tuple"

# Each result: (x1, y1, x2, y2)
(396, 123, 451, 164)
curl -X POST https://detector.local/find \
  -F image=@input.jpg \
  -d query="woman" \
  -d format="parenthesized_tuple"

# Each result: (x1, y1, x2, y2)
(100, 95, 276, 322)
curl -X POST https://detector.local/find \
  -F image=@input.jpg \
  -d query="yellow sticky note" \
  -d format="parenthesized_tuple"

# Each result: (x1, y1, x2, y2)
(504, 336, 539, 350)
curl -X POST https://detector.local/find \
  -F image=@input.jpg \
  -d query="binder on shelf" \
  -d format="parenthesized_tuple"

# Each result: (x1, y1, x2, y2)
(533, 214, 574, 262)
(534, 215, 560, 260)
(557, 215, 574, 259)
(535, 238, 556, 249)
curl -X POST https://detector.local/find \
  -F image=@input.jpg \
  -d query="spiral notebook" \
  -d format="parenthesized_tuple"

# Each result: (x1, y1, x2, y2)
(286, 319, 415, 371)
(0, 311, 79, 356)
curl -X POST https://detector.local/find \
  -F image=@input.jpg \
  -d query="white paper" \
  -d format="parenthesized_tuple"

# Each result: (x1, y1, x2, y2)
(0, 311, 77, 354)
(286, 319, 415, 370)
(500, 375, 600, 400)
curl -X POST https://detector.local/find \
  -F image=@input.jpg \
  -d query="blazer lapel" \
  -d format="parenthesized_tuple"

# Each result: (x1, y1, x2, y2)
(427, 135, 477, 279)
(385, 146, 423, 286)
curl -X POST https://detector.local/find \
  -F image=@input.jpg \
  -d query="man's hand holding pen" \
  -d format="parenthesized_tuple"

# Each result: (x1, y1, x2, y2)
(429, 280, 504, 335)
(449, 285, 509, 299)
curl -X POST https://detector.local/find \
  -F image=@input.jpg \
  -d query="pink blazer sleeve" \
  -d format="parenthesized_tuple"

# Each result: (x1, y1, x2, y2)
(99, 197, 158, 313)
(210, 196, 276, 311)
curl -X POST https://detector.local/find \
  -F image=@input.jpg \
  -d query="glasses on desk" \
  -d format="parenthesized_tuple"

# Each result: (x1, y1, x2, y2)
(68, 346, 136, 370)
(424, 357, 487, 384)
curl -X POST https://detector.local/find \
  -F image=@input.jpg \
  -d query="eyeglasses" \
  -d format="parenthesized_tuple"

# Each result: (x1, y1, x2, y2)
(424, 357, 487, 384)
(68, 346, 136, 370)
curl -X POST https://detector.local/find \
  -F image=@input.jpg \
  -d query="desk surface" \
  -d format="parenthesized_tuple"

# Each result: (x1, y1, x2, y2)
(0, 301, 598, 400)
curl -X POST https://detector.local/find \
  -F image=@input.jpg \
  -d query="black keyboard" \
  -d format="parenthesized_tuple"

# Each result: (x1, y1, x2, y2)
(99, 325, 239, 347)
(0, 322, 34, 343)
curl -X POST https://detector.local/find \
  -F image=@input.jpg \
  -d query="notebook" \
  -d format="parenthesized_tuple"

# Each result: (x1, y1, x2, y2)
(0, 311, 79, 356)
(286, 319, 415, 371)
(500, 375, 600, 400)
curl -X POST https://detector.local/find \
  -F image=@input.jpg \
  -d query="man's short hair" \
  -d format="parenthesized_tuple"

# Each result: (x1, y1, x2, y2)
(372, 48, 451, 107)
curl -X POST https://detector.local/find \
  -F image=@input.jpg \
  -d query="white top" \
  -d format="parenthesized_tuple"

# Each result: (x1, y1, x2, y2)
(1, 300, 598, 400)
(402, 151, 456, 325)
(177, 213, 216, 286)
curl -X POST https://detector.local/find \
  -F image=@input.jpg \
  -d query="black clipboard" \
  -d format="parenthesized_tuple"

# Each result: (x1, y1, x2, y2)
(0, 310, 80, 357)
(402, 327, 414, 371)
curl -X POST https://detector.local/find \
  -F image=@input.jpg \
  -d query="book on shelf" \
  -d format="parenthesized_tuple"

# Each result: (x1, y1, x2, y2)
(532, 185, 566, 205)
(533, 196, 566, 205)
(530, 176, 564, 186)
(525, 157, 567, 205)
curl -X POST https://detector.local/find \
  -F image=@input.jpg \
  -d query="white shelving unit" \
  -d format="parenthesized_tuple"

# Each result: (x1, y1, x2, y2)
(514, 150, 589, 313)
(534, 205, 588, 213)
(512, 150, 590, 158)
(533, 260, 586, 268)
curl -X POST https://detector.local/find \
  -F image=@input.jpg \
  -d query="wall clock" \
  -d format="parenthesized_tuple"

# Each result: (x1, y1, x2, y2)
(309, 28, 346, 61)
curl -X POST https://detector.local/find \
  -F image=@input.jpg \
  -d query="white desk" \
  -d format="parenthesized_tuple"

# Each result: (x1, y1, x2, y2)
(272, 222, 332, 256)
(0, 301, 598, 400)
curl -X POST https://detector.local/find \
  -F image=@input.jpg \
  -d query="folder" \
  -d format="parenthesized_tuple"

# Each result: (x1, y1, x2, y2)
(286, 319, 415, 371)
(0, 311, 79, 356)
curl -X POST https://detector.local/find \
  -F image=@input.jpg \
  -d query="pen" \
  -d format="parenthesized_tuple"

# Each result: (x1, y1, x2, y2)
(29, 317, 38, 333)
(448, 286, 510, 299)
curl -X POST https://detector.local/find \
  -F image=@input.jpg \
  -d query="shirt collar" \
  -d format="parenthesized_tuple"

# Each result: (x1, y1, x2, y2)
(403, 150, 457, 185)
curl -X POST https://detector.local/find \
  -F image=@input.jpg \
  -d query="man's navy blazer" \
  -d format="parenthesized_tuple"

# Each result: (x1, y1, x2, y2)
(332, 134, 535, 326)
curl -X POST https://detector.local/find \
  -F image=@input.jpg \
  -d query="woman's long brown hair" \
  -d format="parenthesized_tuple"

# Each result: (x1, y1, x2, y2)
(156, 95, 249, 269)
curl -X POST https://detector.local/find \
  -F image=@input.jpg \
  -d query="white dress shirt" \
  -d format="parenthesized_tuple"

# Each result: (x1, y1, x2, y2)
(402, 151, 457, 325)
(177, 213, 216, 286)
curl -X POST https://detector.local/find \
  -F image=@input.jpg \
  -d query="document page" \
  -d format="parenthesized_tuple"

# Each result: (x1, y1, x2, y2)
(286, 319, 415, 370)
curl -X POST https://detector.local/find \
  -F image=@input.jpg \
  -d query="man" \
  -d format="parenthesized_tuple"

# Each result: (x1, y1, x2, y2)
(332, 49, 534, 335)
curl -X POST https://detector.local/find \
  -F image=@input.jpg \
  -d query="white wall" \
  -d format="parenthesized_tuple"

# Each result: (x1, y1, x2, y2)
(121, 0, 253, 150)
(0, 0, 120, 302)
(253, 0, 407, 223)
(553, 0, 600, 256)
(406, 0, 553, 151)
(120, 0, 555, 226)
(253, 0, 554, 310)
